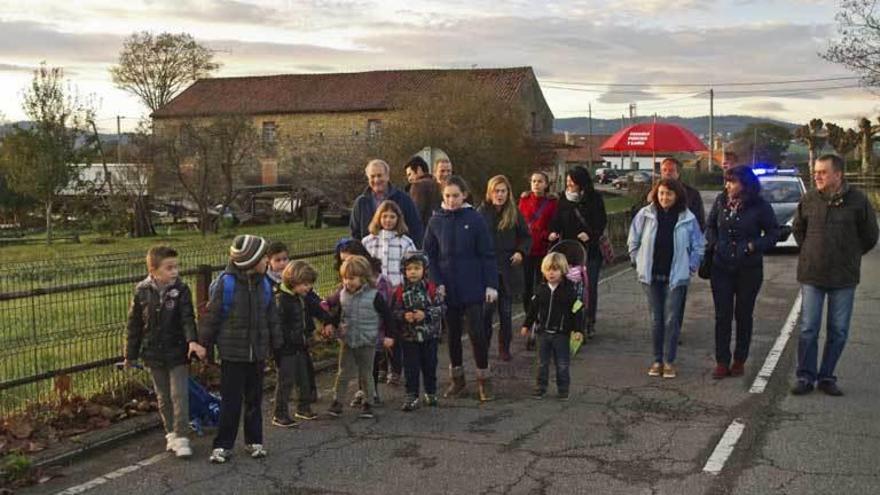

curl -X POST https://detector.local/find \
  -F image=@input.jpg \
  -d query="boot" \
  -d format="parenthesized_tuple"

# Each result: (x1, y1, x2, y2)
(498, 339, 511, 361)
(476, 368, 494, 402)
(444, 366, 467, 398)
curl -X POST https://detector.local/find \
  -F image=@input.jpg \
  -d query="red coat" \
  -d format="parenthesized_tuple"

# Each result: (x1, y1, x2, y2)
(518, 193, 558, 257)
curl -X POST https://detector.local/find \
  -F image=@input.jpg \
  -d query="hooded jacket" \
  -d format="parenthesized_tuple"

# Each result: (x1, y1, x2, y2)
(126, 277, 197, 368)
(518, 192, 558, 257)
(349, 184, 424, 248)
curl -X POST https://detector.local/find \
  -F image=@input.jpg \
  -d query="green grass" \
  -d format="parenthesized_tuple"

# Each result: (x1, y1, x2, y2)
(603, 195, 638, 214)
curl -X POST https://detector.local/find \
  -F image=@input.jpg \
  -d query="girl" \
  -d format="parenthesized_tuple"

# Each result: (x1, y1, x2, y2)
(627, 179, 705, 379)
(549, 166, 607, 338)
(478, 175, 531, 361)
(518, 171, 558, 319)
(362, 200, 417, 289)
(424, 175, 498, 401)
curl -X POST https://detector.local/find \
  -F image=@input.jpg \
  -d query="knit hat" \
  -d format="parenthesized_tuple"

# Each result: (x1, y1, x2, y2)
(229, 235, 269, 270)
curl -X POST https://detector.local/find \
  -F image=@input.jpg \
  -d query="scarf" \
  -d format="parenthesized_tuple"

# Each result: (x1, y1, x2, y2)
(565, 191, 583, 202)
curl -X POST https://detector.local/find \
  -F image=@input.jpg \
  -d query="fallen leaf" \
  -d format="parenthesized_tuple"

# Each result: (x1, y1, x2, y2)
(6, 418, 34, 439)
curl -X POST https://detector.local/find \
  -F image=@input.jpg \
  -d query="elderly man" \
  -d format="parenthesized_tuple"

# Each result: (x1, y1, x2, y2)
(791, 154, 878, 396)
(349, 159, 424, 248)
(404, 156, 441, 229)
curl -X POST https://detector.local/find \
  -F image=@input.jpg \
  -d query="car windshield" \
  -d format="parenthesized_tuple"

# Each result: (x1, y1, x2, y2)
(760, 180, 802, 203)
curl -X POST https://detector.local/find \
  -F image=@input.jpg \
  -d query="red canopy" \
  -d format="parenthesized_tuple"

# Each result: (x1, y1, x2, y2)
(600, 122, 707, 153)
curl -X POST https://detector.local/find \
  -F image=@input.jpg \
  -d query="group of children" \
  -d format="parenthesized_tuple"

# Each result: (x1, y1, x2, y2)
(125, 199, 584, 464)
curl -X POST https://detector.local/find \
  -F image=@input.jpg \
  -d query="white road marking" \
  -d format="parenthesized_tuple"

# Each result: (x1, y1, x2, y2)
(703, 419, 746, 475)
(750, 291, 802, 394)
(54, 452, 170, 495)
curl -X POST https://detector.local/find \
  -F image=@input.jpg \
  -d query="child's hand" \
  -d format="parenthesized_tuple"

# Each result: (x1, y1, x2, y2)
(188, 342, 206, 361)
(383, 337, 394, 349)
(413, 310, 426, 322)
(572, 332, 584, 342)
(520, 326, 530, 337)
(322, 324, 335, 339)
(404, 311, 414, 323)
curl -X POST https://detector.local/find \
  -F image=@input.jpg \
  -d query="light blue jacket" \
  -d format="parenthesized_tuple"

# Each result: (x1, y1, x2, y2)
(628, 204, 706, 289)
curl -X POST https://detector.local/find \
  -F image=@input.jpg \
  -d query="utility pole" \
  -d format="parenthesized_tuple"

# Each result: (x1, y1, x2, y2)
(587, 103, 593, 169)
(628, 103, 637, 170)
(708, 89, 714, 172)
(752, 126, 758, 166)
(116, 115, 123, 166)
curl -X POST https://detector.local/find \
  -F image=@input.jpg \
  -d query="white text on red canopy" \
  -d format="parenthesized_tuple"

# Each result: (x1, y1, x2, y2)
(626, 131, 650, 147)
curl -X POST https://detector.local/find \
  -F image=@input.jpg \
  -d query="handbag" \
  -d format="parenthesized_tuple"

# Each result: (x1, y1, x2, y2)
(572, 206, 615, 265)
(698, 243, 714, 280)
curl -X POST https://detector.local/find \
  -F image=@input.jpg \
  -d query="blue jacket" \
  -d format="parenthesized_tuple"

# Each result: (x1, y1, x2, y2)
(349, 185, 424, 248)
(628, 204, 705, 289)
(705, 192, 780, 271)
(424, 205, 498, 307)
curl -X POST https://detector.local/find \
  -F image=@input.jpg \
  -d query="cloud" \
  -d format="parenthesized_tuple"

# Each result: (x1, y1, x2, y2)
(0, 63, 35, 73)
(740, 100, 788, 113)
(0, 20, 122, 63)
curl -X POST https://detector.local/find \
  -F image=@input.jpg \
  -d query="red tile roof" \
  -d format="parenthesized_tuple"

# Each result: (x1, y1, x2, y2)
(152, 67, 537, 118)
(554, 133, 612, 163)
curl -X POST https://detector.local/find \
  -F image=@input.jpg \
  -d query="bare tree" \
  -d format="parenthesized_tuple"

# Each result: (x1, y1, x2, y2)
(858, 117, 880, 173)
(794, 119, 826, 175)
(823, 0, 880, 88)
(825, 122, 860, 163)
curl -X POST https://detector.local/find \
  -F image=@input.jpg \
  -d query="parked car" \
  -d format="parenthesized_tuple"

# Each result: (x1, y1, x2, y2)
(594, 167, 619, 185)
(612, 171, 652, 190)
(755, 167, 806, 248)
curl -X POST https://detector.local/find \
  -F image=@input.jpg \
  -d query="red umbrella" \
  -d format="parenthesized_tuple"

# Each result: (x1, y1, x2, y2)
(600, 121, 707, 153)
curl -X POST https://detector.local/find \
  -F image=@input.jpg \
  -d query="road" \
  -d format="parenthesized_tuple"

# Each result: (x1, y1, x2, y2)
(27, 201, 880, 495)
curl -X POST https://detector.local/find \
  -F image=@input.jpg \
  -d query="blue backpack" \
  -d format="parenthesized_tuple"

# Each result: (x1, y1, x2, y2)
(209, 272, 273, 322)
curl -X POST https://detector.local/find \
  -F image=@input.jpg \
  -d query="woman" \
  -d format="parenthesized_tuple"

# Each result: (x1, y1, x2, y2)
(549, 166, 607, 338)
(706, 166, 779, 379)
(627, 179, 705, 379)
(478, 175, 531, 362)
(518, 172, 558, 318)
(424, 176, 498, 401)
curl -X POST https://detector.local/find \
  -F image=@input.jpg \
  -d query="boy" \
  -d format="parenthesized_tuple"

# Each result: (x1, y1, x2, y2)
(274, 260, 333, 425)
(126, 246, 205, 458)
(200, 235, 282, 464)
(265, 241, 289, 289)
(520, 252, 583, 401)
(391, 251, 444, 411)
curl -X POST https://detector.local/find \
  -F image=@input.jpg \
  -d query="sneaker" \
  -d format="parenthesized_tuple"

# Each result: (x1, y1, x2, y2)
(790, 380, 814, 396)
(557, 391, 570, 401)
(294, 408, 318, 421)
(272, 416, 298, 428)
(173, 436, 192, 458)
(359, 402, 374, 419)
(209, 448, 232, 464)
(350, 390, 365, 408)
(423, 394, 438, 407)
(730, 361, 745, 377)
(712, 364, 729, 380)
(327, 401, 343, 417)
(246, 444, 267, 459)
(165, 432, 177, 452)
(648, 362, 663, 377)
(817, 380, 844, 396)
(532, 389, 546, 400)
(401, 396, 420, 412)
(662, 363, 677, 379)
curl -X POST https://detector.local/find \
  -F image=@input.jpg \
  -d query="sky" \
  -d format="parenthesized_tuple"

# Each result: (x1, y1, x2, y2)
(0, 0, 877, 133)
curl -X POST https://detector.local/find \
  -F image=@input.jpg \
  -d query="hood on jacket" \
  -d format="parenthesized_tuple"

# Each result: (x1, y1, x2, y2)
(439, 202, 474, 212)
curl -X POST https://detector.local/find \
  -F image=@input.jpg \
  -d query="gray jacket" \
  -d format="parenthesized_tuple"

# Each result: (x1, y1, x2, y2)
(793, 182, 878, 288)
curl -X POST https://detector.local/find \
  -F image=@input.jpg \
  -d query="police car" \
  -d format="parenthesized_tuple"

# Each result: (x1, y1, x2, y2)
(754, 167, 807, 248)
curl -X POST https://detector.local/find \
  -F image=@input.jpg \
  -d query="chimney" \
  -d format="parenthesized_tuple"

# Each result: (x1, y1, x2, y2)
(564, 131, 571, 145)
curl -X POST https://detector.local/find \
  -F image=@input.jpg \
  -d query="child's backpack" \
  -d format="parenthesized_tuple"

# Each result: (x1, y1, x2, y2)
(208, 272, 273, 322)
(188, 375, 220, 435)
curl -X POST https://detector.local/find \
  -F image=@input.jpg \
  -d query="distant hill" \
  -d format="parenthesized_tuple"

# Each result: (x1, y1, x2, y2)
(0, 121, 130, 145)
(554, 115, 800, 138)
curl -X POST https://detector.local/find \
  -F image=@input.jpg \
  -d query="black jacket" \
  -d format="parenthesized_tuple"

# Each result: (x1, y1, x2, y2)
(522, 279, 584, 334)
(126, 277, 197, 368)
(683, 182, 706, 231)
(793, 183, 878, 288)
(550, 191, 608, 259)
(275, 286, 331, 356)
(706, 192, 780, 271)
(477, 203, 532, 296)
(199, 264, 283, 363)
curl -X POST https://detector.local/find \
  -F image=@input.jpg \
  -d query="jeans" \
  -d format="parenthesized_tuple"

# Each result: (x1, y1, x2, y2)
(402, 339, 439, 397)
(332, 343, 376, 403)
(484, 284, 513, 354)
(643, 282, 687, 364)
(522, 255, 543, 312)
(587, 254, 602, 327)
(214, 361, 264, 449)
(274, 351, 313, 418)
(796, 284, 856, 384)
(148, 364, 189, 437)
(536, 333, 571, 393)
(710, 265, 763, 365)
(447, 303, 489, 369)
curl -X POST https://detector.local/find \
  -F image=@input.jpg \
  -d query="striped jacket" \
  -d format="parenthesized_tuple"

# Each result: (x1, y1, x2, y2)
(362, 230, 417, 288)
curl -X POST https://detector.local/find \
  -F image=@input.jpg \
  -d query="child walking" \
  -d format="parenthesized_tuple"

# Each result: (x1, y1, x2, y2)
(324, 255, 396, 419)
(199, 235, 282, 464)
(520, 252, 584, 400)
(391, 251, 444, 411)
(125, 246, 206, 458)
(273, 260, 333, 426)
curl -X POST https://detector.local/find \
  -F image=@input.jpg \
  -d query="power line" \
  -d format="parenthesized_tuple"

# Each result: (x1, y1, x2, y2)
(539, 76, 861, 88)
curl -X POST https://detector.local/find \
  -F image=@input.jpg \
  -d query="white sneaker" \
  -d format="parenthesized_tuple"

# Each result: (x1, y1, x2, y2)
(165, 433, 177, 452)
(246, 444, 267, 459)
(173, 436, 192, 458)
(209, 448, 231, 464)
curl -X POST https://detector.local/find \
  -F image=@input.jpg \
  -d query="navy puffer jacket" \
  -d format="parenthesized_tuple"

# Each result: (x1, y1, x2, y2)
(706, 192, 780, 271)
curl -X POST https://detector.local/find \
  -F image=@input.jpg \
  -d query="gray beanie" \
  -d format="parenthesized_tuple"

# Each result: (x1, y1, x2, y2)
(229, 235, 269, 270)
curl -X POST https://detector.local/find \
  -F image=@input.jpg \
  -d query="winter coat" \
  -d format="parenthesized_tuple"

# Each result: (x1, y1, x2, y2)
(793, 182, 879, 288)
(682, 182, 706, 231)
(522, 278, 584, 335)
(391, 279, 444, 342)
(705, 192, 780, 272)
(198, 264, 283, 363)
(126, 277, 197, 368)
(275, 286, 331, 356)
(362, 231, 417, 288)
(424, 204, 498, 307)
(477, 203, 532, 296)
(327, 285, 396, 348)
(518, 193, 558, 258)
(550, 191, 608, 259)
(349, 185, 424, 248)
(408, 176, 442, 228)
(628, 204, 705, 289)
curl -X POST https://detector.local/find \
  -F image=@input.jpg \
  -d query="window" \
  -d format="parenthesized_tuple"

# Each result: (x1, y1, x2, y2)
(262, 121, 277, 148)
(367, 119, 383, 139)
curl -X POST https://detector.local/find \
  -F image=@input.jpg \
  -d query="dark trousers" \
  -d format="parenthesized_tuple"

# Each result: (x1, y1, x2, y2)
(273, 351, 313, 418)
(536, 333, 570, 393)
(484, 284, 513, 353)
(447, 303, 489, 369)
(587, 254, 602, 326)
(522, 255, 543, 312)
(710, 265, 763, 366)
(389, 341, 403, 375)
(402, 339, 439, 397)
(214, 360, 264, 449)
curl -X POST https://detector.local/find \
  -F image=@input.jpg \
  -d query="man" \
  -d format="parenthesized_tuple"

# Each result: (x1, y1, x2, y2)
(404, 156, 441, 229)
(721, 151, 738, 171)
(434, 158, 453, 189)
(349, 159, 424, 248)
(660, 158, 705, 230)
(791, 154, 878, 396)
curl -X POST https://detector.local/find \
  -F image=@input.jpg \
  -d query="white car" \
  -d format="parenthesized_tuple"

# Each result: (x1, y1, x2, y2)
(756, 169, 806, 248)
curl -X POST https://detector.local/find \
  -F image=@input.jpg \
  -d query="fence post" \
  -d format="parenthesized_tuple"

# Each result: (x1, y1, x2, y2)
(196, 264, 212, 319)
